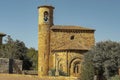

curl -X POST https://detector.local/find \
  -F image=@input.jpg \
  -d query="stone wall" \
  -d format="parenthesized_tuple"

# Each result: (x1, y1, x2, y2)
(49, 29, 95, 77)
(50, 30, 95, 51)
(0, 58, 22, 74)
(38, 6, 54, 76)
(49, 50, 87, 77)
(0, 58, 9, 73)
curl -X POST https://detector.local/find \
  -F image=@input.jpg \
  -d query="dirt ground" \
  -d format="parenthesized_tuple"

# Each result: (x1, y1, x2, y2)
(0, 74, 40, 80)
(0, 74, 78, 80)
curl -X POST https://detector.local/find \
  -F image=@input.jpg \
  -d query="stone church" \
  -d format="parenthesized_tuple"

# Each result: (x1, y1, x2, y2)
(38, 5, 95, 77)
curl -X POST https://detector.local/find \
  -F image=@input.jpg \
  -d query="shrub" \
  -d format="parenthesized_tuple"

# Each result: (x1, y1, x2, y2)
(111, 75, 120, 80)
(48, 68, 68, 76)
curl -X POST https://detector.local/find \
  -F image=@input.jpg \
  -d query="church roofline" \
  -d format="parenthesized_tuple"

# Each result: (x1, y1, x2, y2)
(51, 49, 89, 52)
(51, 25, 95, 31)
(38, 5, 55, 9)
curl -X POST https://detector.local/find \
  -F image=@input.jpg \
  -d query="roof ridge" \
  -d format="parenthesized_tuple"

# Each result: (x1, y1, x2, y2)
(51, 25, 95, 30)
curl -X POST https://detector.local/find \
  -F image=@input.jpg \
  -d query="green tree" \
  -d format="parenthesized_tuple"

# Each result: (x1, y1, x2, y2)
(27, 48, 38, 70)
(0, 35, 28, 59)
(86, 40, 120, 80)
(0, 35, 32, 70)
(111, 75, 120, 80)
(81, 53, 95, 80)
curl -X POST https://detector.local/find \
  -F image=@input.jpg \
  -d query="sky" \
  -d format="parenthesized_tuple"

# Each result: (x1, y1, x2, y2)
(0, 0, 120, 50)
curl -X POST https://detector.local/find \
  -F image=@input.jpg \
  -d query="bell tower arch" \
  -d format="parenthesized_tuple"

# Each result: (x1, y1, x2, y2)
(38, 5, 54, 26)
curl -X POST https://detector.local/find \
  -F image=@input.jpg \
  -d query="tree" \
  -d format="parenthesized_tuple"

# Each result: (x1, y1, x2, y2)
(86, 40, 120, 80)
(0, 35, 32, 70)
(0, 35, 28, 59)
(80, 52, 95, 80)
(27, 48, 38, 70)
(111, 75, 120, 80)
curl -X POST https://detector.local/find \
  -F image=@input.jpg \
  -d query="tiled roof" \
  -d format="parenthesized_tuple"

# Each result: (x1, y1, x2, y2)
(51, 25, 95, 31)
(38, 5, 54, 9)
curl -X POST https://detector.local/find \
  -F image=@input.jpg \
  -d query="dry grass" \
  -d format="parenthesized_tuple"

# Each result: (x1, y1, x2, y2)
(0, 74, 78, 80)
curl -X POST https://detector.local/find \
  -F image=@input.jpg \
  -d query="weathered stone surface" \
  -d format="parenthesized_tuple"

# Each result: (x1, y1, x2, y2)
(49, 28, 95, 77)
(38, 6, 54, 76)
(0, 58, 9, 73)
(51, 29, 95, 51)
(38, 5, 95, 78)
(0, 58, 22, 74)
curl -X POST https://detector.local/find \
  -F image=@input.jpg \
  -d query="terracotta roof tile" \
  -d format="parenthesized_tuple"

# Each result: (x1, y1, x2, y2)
(51, 25, 95, 31)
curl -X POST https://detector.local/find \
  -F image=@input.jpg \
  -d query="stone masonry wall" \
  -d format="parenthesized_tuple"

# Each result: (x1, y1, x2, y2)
(49, 51, 86, 77)
(0, 58, 22, 73)
(50, 30, 95, 51)
(49, 30, 95, 77)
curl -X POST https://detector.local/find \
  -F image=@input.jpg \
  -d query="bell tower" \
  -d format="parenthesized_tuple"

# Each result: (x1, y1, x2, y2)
(38, 5, 54, 76)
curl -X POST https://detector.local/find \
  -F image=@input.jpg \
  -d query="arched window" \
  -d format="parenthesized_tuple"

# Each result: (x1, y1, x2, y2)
(73, 65, 76, 73)
(44, 11, 49, 22)
(70, 35, 74, 40)
(73, 63, 80, 73)
(69, 58, 81, 77)
(60, 64, 63, 71)
(76, 65, 79, 73)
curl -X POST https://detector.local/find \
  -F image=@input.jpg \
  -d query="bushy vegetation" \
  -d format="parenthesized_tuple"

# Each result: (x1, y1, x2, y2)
(111, 75, 120, 80)
(0, 35, 28, 59)
(0, 35, 38, 70)
(80, 57, 95, 80)
(83, 40, 120, 80)
(27, 48, 38, 70)
(48, 68, 68, 76)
